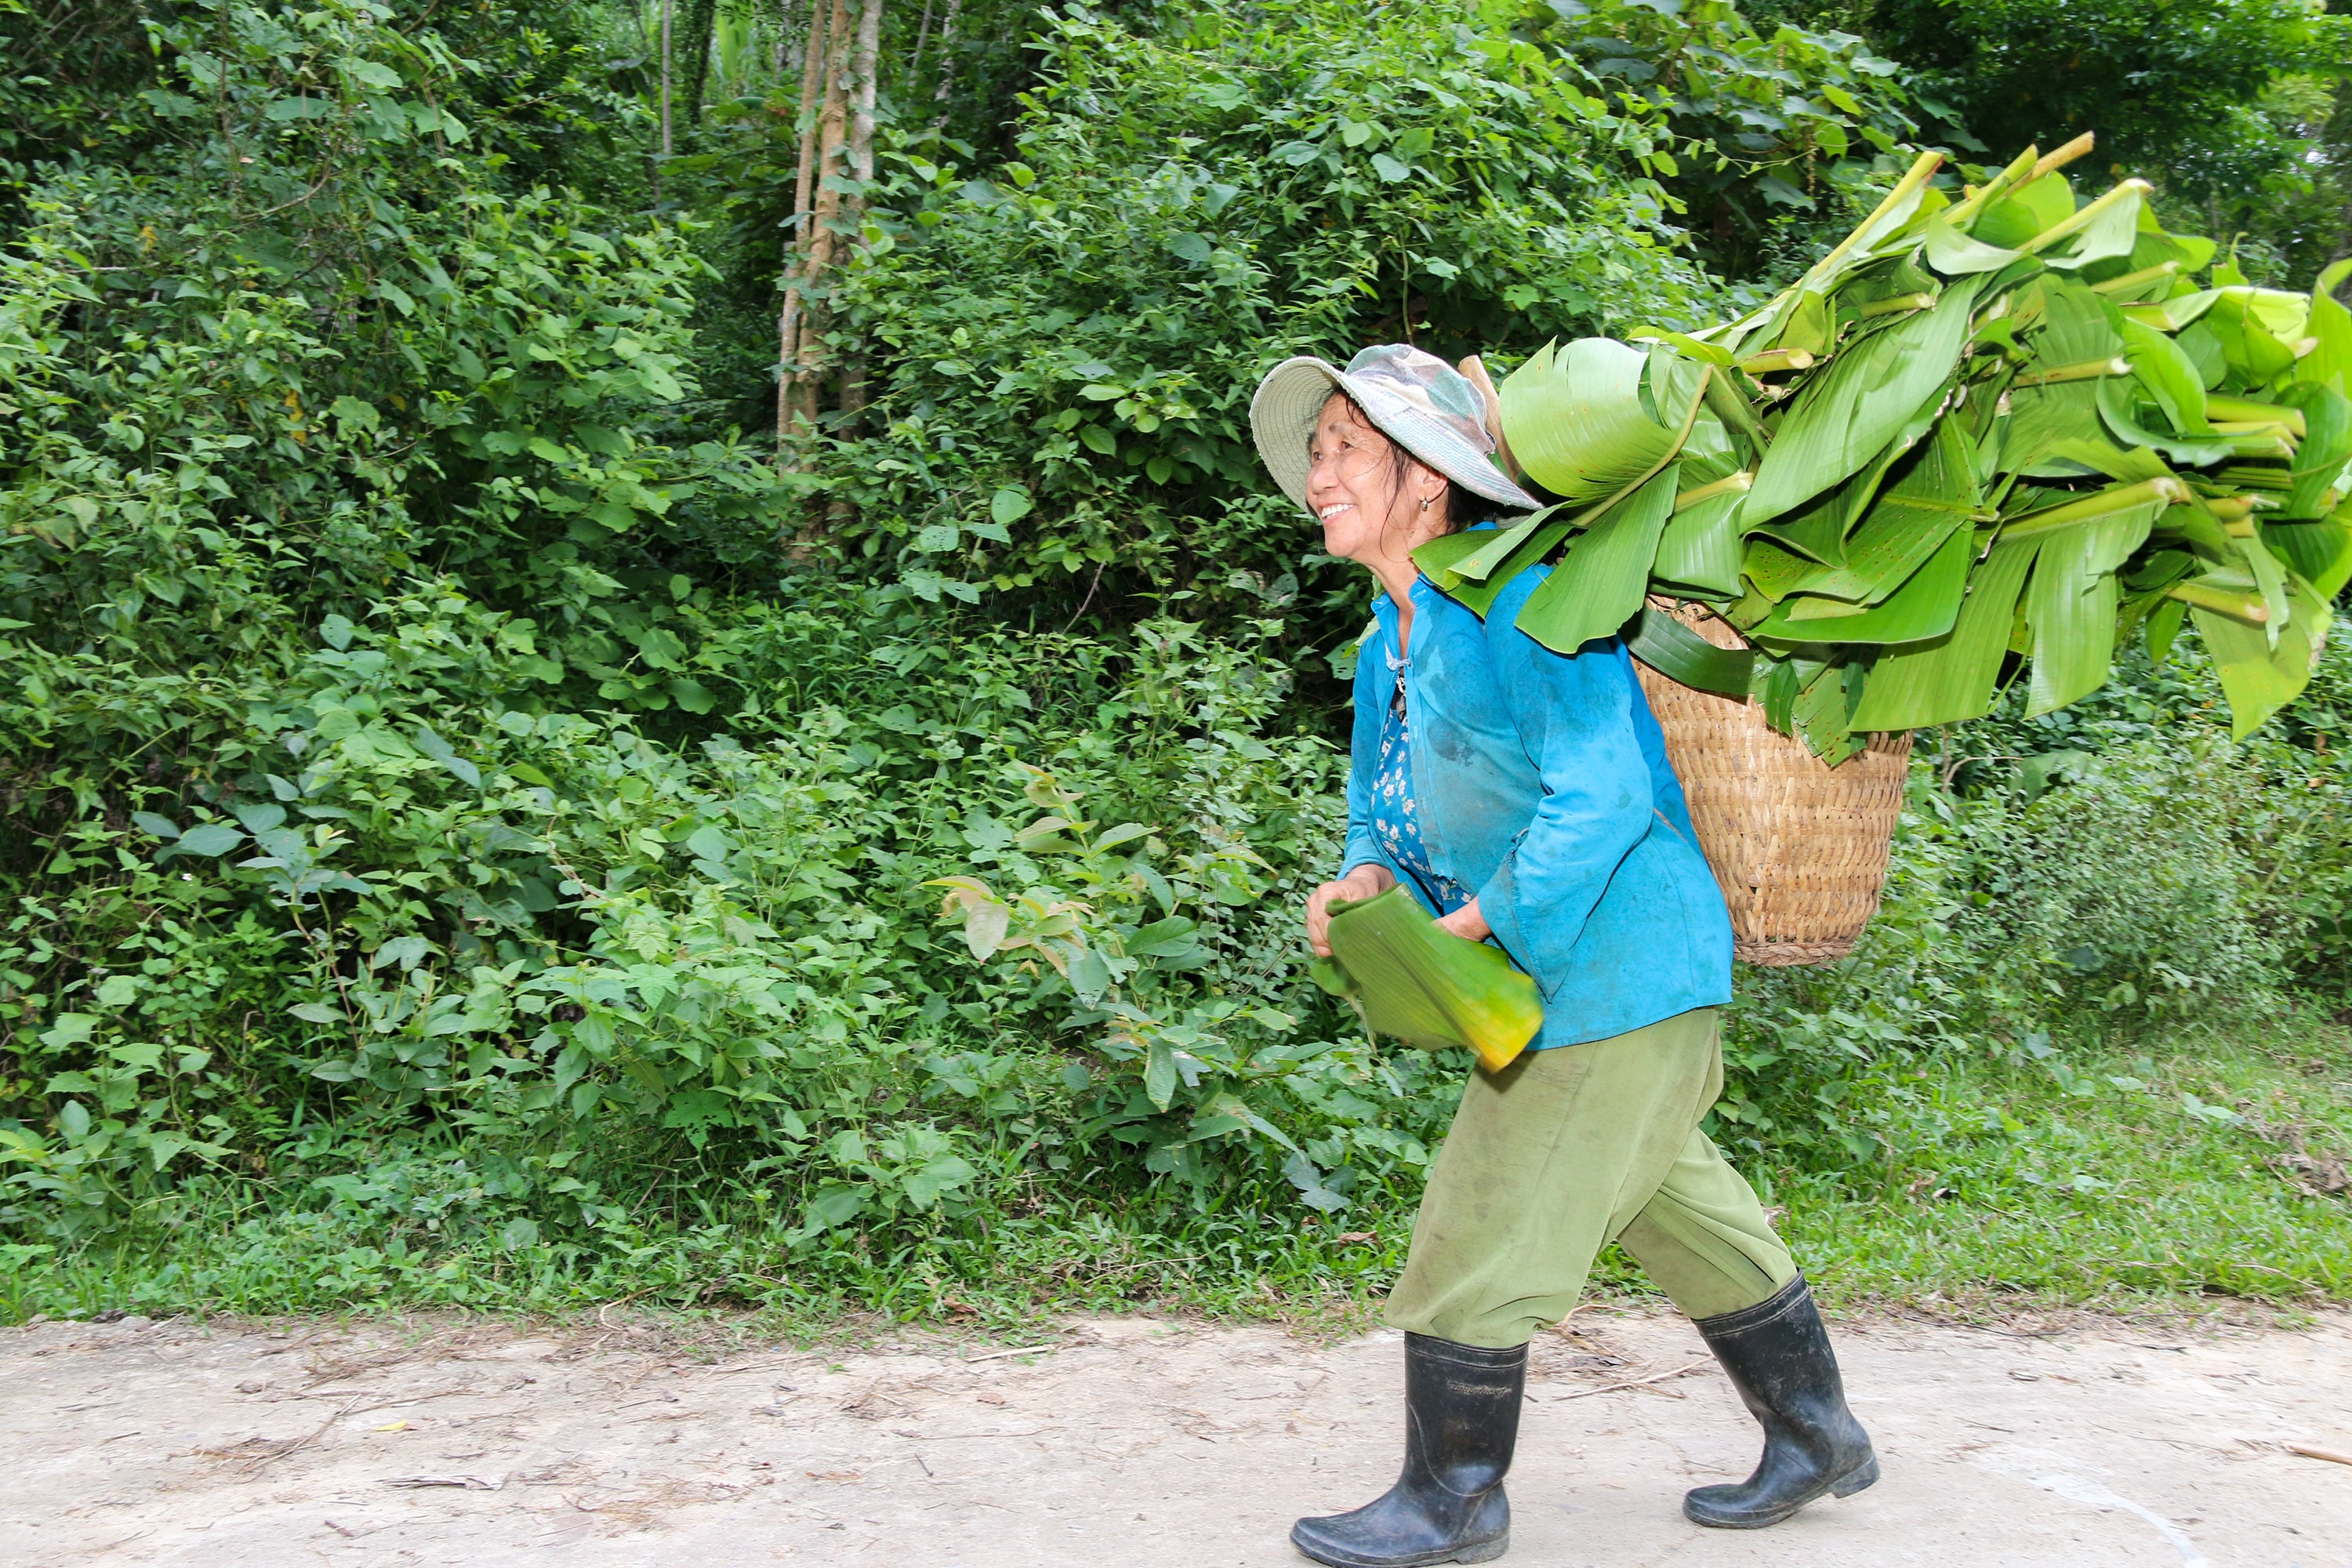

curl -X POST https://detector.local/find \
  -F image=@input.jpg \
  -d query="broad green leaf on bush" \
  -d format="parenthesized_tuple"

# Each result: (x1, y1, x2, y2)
(1742, 275, 1985, 524)
(1849, 533, 2042, 729)
(41, 1014, 98, 1049)
(1515, 466, 1679, 654)
(800, 1183, 869, 1234)
(412, 725, 482, 789)
(175, 822, 248, 856)
(902, 1155, 978, 1209)
(989, 485, 1033, 524)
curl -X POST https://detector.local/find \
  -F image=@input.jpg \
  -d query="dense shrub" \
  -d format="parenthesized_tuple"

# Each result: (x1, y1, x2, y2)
(0, 0, 2344, 1309)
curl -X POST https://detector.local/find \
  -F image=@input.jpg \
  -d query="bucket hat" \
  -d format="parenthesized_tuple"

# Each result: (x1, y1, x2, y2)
(1250, 344, 1541, 516)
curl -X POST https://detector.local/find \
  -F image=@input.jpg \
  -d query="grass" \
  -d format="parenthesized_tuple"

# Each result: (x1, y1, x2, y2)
(5, 1016, 2347, 1335)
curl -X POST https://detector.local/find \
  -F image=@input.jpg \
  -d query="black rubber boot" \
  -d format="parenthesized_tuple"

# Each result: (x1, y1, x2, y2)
(1290, 1333, 1525, 1566)
(1683, 1275, 1879, 1529)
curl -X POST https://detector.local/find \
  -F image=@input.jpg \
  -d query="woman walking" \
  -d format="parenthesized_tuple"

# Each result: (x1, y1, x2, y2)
(1252, 346, 1877, 1567)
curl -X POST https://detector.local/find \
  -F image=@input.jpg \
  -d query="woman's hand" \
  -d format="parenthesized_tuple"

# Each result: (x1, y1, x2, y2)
(1306, 865, 1396, 956)
(1435, 898, 1491, 943)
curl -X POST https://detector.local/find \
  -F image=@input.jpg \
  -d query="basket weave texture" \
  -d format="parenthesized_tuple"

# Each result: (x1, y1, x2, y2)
(1632, 601, 1911, 967)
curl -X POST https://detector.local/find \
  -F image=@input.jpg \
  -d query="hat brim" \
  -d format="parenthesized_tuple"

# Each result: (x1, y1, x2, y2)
(1250, 356, 1541, 517)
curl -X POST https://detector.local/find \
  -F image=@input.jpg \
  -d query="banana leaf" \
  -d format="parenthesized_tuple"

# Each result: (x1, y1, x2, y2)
(1740, 275, 1987, 524)
(2277, 383, 2352, 519)
(2202, 292, 2300, 388)
(1794, 661, 1867, 765)
(1470, 155, 2333, 756)
(1652, 480, 1748, 598)
(1516, 466, 1682, 655)
(2262, 517, 2352, 599)
(1741, 535, 1823, 602)
(2034, 182, 2146, 272)
(1795, 417, 1980, 604)
(1423, 510, 1579, 618)
(1414, 502, 1565, 591)
(2021, 496, 2165, 717)
(1849, 533, 2042, 730)
(2095, 378, 2236, 467)
(1500, 339, 1698, 503)
(1755, 522, 1973, 645)
(2120, 316, 2212, 434)
(2300, 258, 2352, 397)
(2191, 571, 2332, 739)
(1923, 214, 2023, 276)
(1627, 606, 1754, 696)
(1311, 886, 1542, 1073)
(1973, 172, 2075, 249)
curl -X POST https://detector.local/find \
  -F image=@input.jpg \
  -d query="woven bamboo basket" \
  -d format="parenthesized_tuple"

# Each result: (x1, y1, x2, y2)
(1632, 599, 1911, 966)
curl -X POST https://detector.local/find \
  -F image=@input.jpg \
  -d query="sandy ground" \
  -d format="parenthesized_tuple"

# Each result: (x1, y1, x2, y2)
(5, 1305, 2352, 1567)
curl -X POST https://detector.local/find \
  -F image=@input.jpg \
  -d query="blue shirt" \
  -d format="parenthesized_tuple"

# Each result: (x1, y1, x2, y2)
(1369, 647, 1474, 915)
(1339, 564, 1733, 1050)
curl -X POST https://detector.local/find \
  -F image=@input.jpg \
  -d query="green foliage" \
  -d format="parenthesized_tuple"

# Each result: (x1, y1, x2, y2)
(0, 0, 2345, 1327)
(1860, 0, 2347, 181)
(795, 0, 1962, 641)
(1456, 154, 2349, 761)
(1711, 626, 2352, 1170)
(1540, 0, 1959, 280)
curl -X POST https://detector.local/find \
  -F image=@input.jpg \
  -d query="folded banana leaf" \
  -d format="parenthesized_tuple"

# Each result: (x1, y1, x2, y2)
(1308, 887, 1542, 1073)
(1418, 135, 2341, 753)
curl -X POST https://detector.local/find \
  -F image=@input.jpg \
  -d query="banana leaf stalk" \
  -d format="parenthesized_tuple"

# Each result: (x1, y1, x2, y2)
(1425, 135, 2346, 753)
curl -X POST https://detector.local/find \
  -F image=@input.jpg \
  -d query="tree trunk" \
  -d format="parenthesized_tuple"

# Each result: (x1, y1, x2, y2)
(775, 0, 832, 449)
(683, 0, 720, 130)
(838, 0, 884, 430)
(930, 0, 959, 129)
(659, 0, 674, 160)
(783, 0, 854, 448)
(910, 0, 935, 89)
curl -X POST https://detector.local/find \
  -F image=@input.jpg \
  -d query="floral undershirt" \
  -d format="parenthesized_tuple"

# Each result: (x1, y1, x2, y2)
(1369, 648, 1474, 915)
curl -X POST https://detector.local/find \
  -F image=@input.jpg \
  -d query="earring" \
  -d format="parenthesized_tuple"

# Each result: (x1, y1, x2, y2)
(1418, 497, 1432, 511)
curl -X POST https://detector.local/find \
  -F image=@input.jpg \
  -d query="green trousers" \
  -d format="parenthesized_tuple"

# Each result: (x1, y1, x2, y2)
(1384, 1007, 1798, 1349)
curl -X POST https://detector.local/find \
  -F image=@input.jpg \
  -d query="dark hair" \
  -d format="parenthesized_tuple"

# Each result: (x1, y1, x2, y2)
(1315, 391, 1518, 542)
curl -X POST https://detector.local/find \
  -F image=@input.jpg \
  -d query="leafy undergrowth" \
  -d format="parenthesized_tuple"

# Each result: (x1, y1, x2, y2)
(7, 1015, 2345, 1334)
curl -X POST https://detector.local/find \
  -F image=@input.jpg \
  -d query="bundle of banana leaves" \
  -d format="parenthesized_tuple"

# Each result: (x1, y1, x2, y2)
(1309, 887, 1544, 1073)
(1417, 136, 2352, 763)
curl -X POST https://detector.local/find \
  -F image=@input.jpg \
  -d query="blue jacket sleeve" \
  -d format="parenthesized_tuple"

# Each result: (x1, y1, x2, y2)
(1470, 573, 1656, 997)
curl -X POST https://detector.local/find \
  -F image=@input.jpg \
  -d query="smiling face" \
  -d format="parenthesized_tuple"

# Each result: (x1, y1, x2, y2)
(1305, 391, 1449, 575)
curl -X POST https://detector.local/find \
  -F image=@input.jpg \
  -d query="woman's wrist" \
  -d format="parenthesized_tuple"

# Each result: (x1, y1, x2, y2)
(1435, 898, 1490, 942)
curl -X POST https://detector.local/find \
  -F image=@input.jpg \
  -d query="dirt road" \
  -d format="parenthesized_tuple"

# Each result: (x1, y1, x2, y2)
(5, 1305, 2350, 1566)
